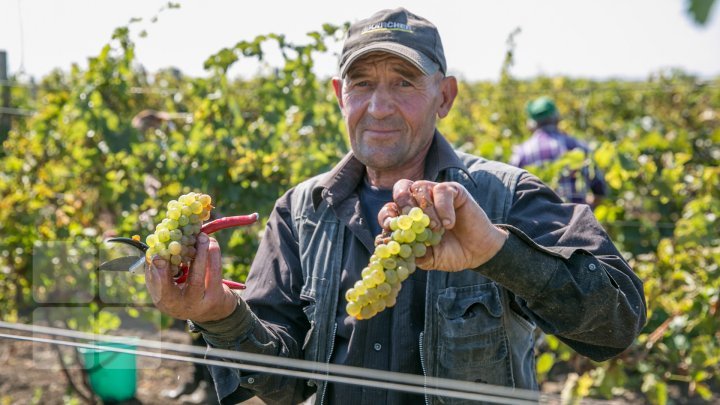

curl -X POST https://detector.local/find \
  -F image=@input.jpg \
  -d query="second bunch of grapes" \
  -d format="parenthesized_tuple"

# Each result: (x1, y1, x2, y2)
(346, 206, 443, 320)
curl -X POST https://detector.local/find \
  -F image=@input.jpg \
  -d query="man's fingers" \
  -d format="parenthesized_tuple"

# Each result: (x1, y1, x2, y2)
(410, 181, 434, 210)
(432, 182, 460, 229)
(185, 233, 210, 300)
(415, 245, 435, 270)
(392, 179, 416, 211)
(409, 181, 441, 229)
(146, 257, 176, 306)
(152, 257, 174, 283)
(144, 259, 162, 303)
(206, 238, 223, 292)
(378, 202, 399, 230)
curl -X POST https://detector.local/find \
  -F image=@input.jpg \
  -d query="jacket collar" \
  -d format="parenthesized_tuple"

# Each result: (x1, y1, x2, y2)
(311, 130, 474, 209)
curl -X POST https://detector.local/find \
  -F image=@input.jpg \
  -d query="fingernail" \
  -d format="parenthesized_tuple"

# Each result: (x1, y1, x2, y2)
(442, 219, 452, 227)
(153, 258, 167, 270)
(197, 233, 209, 243)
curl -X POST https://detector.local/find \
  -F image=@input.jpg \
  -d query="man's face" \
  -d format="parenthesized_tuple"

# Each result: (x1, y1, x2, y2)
(333, 53, 455, 172)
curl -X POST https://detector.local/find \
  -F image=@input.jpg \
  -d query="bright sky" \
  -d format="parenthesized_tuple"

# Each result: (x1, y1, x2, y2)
(1, 0, 719, 81)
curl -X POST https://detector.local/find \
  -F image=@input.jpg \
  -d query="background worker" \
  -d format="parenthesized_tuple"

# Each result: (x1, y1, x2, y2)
(510, 96, 607, 207)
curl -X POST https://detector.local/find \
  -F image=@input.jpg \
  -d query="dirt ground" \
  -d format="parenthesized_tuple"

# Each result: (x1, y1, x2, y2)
(0, 327, 203, 405)
(0, 318, 269, 405)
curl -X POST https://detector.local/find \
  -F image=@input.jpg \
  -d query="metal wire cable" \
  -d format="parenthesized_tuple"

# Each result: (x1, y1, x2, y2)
(0, 334, 535, 404)
(0, 320, 556, 404)
(0, 106, 35, 116)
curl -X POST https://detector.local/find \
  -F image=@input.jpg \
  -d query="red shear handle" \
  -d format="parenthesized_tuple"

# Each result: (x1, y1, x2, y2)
(174, 265, 246, 290)
(173, 213, 259, 289)
(201, 213, 259, 235)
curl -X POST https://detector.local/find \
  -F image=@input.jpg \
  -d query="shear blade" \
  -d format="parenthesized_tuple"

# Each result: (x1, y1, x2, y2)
(99, 256, 144, 272)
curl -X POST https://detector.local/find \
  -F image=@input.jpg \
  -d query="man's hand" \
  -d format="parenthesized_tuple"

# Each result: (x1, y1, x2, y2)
(145, 233, 238, 322)
(378, 180, 508, 272)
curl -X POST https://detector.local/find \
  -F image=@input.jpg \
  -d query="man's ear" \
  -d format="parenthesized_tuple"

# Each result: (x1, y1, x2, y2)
(437, 76, 458, 119)
(332, 77, 344, 108)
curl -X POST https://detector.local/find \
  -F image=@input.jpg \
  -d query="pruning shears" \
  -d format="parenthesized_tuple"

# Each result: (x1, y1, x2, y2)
(99, 213, 259, 290)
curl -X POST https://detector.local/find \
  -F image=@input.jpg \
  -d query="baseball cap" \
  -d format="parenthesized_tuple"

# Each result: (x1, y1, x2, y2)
(526, 97, 559, 122)
(338, 8, 447, 78)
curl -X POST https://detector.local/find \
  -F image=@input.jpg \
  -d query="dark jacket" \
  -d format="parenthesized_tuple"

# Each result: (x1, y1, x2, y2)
(195, 132, 646, 405)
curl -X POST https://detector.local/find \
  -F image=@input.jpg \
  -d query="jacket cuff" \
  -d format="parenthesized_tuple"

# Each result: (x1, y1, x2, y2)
(475, 225, 564, 301)
(190, 297, 255, 347)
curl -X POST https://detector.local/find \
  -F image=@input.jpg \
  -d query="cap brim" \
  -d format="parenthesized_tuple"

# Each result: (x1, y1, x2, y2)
(340, 42, 439, 78)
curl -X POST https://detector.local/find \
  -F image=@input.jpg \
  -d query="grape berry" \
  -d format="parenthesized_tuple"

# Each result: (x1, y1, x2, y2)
(145, 192, 213, 277)
(345, 206, 443, 320)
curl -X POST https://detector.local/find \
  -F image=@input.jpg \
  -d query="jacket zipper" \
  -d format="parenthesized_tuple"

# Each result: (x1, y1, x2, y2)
(319, 322, 338, 405)
(419, 331, 430, 405)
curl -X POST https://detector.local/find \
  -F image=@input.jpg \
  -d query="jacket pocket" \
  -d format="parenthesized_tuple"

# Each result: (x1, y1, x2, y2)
(436, 283, 512, 392)
(300, 275, 328, 362)
(301, 299, 318, 363)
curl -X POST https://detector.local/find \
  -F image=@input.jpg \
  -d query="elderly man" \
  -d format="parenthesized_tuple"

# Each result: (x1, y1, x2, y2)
(146, 8, 646, 405)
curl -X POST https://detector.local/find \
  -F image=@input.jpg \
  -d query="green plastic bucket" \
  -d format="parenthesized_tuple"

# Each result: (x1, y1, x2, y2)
(78, 341, 137, 402)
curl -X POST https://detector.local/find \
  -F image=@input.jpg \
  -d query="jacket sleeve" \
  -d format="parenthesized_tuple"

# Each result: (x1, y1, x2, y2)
(192, 189, 311, 404)
(475, 172, 646, 361)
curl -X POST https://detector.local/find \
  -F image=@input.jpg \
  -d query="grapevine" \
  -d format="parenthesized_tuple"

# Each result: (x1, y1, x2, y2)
(1, 15, 717, 401)
(345, 206, 444, 320)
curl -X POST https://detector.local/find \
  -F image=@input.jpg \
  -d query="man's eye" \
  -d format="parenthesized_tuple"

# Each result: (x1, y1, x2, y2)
(399, 80, 413, 87)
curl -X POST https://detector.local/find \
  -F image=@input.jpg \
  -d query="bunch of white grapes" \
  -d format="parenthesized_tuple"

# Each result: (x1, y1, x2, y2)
(144, 192, 213, 276)
(345, 206, 443, 320)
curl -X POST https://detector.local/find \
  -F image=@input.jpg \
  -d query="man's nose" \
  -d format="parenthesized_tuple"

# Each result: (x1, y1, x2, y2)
(367, 86, 395, 119)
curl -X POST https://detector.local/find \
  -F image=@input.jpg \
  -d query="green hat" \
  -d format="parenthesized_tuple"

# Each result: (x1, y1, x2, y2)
(526, 97, 559, 122)
(338, 8, 446, 78)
